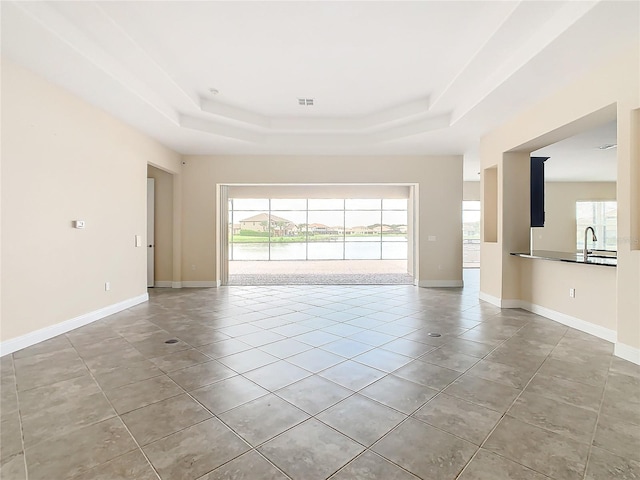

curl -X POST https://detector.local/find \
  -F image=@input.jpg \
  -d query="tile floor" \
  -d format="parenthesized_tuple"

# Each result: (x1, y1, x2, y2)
(1, 271, 639, 479)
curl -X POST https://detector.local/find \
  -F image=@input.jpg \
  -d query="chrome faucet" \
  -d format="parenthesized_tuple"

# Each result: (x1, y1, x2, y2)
(583, 226, 597, 261)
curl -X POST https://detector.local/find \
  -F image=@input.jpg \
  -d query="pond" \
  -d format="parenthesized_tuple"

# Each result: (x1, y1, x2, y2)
(231, 239, 408, 261)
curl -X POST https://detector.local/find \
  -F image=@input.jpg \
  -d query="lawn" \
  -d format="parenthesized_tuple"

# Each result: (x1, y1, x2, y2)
(231, 234, 406, 243)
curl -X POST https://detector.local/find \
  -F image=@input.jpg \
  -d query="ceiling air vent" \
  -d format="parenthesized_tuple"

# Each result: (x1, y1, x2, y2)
(298, 98, 314, 106)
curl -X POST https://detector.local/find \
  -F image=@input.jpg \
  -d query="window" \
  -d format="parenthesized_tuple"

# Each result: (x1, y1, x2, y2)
(229, 198, 408, 261)
(576, 201, 617, 251)
(463, 201, 480, 267)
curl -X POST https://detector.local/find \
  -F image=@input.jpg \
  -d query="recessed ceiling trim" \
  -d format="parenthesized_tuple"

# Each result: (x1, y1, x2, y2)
(181, 110, 451, 143)
(200, 97, 433, 132)
(10, 1, 182, 126)
(3, 0, 635, 176)
(180, 115, 265, 143)
(448, 0, 599, 125)
(200, 98, 271, 128)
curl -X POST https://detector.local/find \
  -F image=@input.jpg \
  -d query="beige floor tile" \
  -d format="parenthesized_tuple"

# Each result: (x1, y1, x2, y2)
(219, 394, 309, 446)
(104, 374, 183, 414)
(413, 393, 502, 445)
(593, 413, 640, 462)
(318, 360, 386, 390)
(70, 450, 158, 480)
(457, 450, 548, 480)
(443, 373, 521, 413)
(143, 418, 250, 480)
(25, 418, 137, 480)
(420, 348, 480, 372)
(121, 394, 212, 445)
(393, 359, 461, 390)
(191, 375, 269, 414)
(585, 446, 640, 480)
(484, 416, 589, 480)
(167, 360, 237, 391)
(508, 391, 598, 444)
(360, 375, 438, 414)
(275, 375, 353, 415)
(330, 451, 420, 480)
(149, 349, 213, 373)
(200, 450, 288, 480)
(372, 417, 476, 479)
(217, 349, 280, 373)
(287, 348, 345, 373)
(524, 371, 603, 412)
(0, 452, 26, 480)
(318, 394, 406, 446)
(258, 419, 364, 480)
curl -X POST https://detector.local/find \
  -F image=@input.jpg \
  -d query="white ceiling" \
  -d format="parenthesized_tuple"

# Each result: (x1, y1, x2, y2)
(534, 120, 618, 182)
(1, 1, 636, 181)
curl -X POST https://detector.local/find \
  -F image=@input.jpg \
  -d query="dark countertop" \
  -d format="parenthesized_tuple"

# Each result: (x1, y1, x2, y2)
(510, 250, 617, 267)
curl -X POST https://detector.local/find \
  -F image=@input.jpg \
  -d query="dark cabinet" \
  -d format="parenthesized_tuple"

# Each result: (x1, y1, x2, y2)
(530, 156, 548, 227)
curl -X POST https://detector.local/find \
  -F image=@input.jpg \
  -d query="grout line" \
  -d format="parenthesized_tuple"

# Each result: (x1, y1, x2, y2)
(68, 342, 163, 480)
(581, 352, 613, 479)
(451, 318, 562, 478)
(11, 276, 623, 480)
(7, 355, 30, 480)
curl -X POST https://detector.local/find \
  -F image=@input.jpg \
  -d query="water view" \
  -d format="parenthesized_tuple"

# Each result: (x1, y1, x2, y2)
(231, 237, 408, 261)
(229, 198, 409, 261)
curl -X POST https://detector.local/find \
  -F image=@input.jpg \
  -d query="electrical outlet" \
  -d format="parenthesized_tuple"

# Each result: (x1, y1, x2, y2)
(105, 282, 110, 291)
(569, 288, 575, 298)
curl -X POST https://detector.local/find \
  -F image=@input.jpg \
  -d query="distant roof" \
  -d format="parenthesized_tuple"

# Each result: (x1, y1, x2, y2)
(240, 213, 294, 223)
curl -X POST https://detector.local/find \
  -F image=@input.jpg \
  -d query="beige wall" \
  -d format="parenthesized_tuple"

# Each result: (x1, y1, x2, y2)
(1, 59, 181, 343)
(463, 181, 480, 201)
(519, 258, 617, 333)
(228, 184, 410, 198)
(532, 182, 616, 252)
(480, 46, 640, 358)
(180, 155, 463, 287)
(147, 166, 174, 284)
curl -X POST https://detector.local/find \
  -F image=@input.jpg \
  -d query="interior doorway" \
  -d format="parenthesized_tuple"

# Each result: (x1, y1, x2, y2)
(147, 165, 175, 288)
(463, 200, 480, 268)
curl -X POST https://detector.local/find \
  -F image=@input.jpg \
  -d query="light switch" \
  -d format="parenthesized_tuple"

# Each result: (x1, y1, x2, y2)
(73, 220, 85, 229)
(428, 235, 436, 241)
(135, 235, 142, 247)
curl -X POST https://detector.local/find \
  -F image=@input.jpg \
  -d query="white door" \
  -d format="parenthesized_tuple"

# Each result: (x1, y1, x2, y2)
(147, 178, 155, 287)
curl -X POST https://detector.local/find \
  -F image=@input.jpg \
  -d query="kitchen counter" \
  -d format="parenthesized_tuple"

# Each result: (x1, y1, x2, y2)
(510, 250, 617, 267)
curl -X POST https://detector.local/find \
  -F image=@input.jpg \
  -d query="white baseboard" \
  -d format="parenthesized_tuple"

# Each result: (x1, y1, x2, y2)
(181, 281, 218, 288)
(168, 281, 218, 288)
(520, 301, 617, 343)
(614, 342, 640, 365)
(154, 281, 172, 288)
(479, 292, 521, 309)
(500, 299, 522, 309)
(418, 280, 463, 288)
(0, 293, 148, 357)
(477, 293, 618, 345)
(478, 291, 502, 307)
